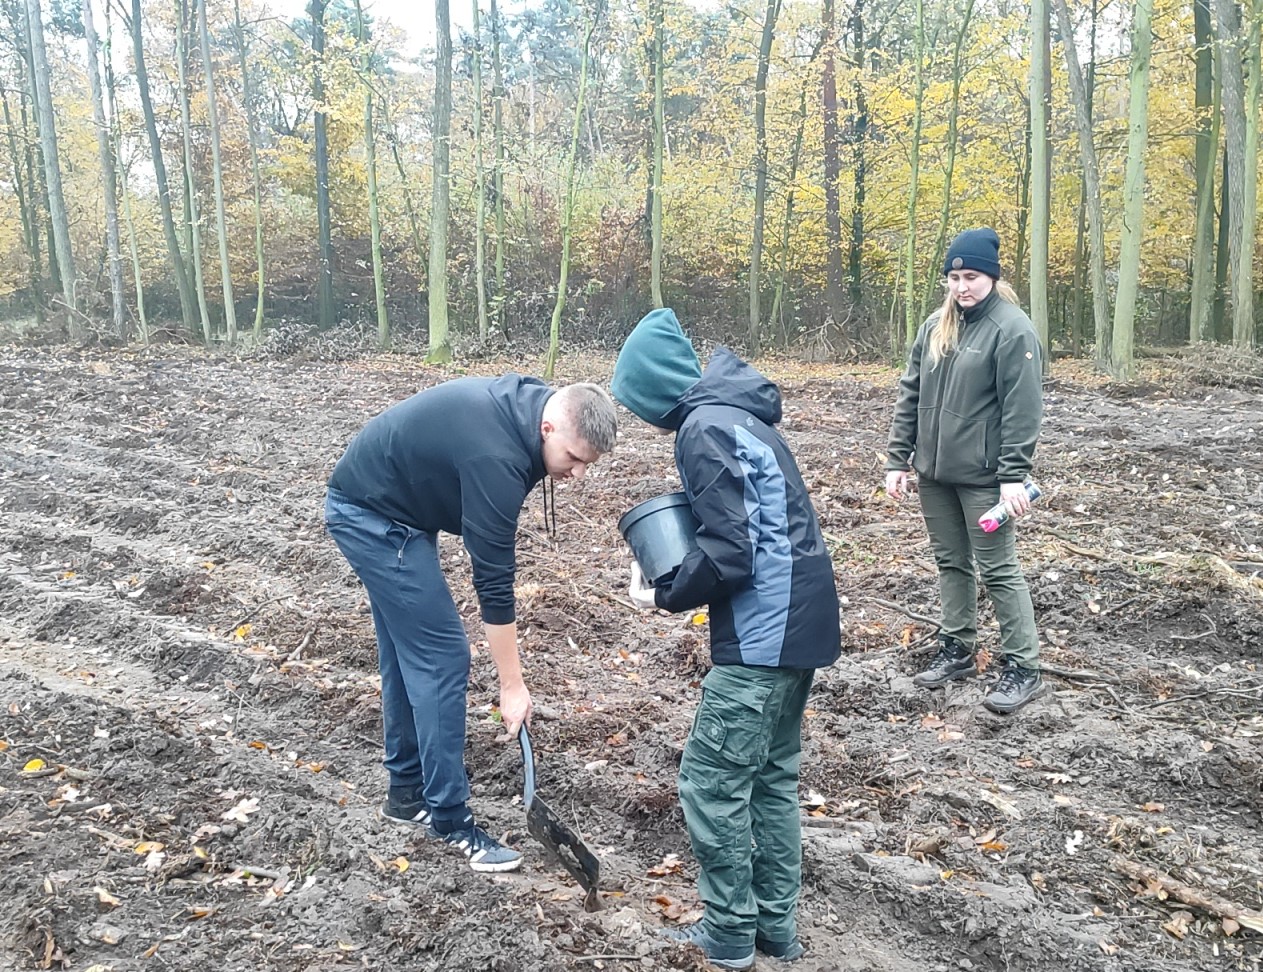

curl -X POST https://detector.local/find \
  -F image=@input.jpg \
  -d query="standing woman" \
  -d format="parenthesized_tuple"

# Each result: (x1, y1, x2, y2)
(884, 228, 1045, 714)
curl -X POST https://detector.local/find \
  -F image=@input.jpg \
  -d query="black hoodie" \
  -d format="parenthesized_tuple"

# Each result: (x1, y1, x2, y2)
(655, 349, 841, 670)
(328, 375, 553, 624)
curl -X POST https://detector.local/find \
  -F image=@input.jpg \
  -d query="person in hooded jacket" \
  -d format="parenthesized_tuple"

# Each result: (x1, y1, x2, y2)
(611, 308, 841, 970)
(325, 377, 617, 873)
(885, 227, 1045, 714)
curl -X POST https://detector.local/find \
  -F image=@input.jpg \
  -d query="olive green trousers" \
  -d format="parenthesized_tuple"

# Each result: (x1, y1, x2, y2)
(677, 664, 815, 947)
(917, 478, 1040, 669)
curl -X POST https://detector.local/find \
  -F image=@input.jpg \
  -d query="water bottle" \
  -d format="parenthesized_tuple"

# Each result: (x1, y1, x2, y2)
(978, 481, 1042, 533)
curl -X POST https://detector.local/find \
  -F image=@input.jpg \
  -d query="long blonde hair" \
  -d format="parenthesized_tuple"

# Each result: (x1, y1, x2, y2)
(927, 279, 1020, 365)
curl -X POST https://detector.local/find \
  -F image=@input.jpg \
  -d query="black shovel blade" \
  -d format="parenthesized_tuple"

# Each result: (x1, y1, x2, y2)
(519, 726, 601, 902)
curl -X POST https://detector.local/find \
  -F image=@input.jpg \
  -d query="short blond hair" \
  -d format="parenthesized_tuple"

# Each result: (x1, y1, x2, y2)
(554, 383, 618, 453)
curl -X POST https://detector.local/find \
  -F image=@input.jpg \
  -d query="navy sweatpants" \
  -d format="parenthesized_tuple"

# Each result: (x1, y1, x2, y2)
(324, 487, 471, 824)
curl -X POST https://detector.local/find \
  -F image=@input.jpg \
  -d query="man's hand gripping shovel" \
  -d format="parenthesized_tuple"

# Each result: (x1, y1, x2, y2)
(518, 725, 602, 911)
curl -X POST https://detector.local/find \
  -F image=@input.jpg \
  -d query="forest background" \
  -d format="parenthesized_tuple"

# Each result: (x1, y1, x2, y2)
(1, 0, 1261, 378)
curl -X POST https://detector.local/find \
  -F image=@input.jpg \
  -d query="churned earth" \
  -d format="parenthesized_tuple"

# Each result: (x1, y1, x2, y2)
(0, 344, 1260, 972)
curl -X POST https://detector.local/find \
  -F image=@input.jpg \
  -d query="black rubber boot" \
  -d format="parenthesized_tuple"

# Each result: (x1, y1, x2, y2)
(984, 661, 1044, 714)
(913, 636, 977, 688)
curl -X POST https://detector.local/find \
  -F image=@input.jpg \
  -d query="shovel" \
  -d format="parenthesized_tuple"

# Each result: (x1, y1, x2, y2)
(518, 725, 602, 910)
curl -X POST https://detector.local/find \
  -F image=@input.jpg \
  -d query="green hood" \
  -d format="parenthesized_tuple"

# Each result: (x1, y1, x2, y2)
(610, 308, 702, 425)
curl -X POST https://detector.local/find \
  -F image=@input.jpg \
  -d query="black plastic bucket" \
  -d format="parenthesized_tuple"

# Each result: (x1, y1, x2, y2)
(617, 492, 700, 586)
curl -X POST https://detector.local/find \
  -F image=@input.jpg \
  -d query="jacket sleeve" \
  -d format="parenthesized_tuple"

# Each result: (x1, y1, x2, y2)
(886, 320, 929, 471)
(994, 319, 1043, 483)
(459, 455, 530, 624)
(654, 422, 754, 614)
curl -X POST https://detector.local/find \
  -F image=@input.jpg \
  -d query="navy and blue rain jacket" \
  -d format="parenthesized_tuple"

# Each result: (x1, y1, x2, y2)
(654, 349, 841, 670)
(328, 375, 552, 625)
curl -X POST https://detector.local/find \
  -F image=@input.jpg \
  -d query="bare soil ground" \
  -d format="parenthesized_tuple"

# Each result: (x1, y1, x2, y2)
(1, 346, 1261, 972)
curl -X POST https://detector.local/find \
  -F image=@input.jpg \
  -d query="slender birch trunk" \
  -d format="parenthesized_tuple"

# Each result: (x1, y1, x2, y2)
(198, 0, 237, 344)
(233, 0, 267, 339)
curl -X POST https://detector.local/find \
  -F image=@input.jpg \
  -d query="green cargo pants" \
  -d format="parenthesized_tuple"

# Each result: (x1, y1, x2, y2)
(917, 478, 1040, 669)
(677, 664, 815, 947)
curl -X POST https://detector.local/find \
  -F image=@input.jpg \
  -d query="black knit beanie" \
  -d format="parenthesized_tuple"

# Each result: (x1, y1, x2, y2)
(943, 228, 1002, 279)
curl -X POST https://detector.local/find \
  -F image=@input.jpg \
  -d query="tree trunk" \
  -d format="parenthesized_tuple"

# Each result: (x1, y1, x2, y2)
(1111, 0, 1154, 379)
(900, 0, 925, 353)
(544, 2, 601, 380)
(382, 98, 428, 288)
(1213, 147, 1231, 340)
(770, 80, 810, 346)
(1190, 0, 1217, 342)
(233, 0, 266, 339)
(490, 0, 508, 337)
(25, 0, 76, 313)
(1053, 0, 1109, 364)
(650, 0, 665, 309)
(310, 0, 336, 330)
(0, 83, 44, 320)
(1028, 0, 1051, 369)
(470, 0, 488, 343)
(198, 0, 237, 344)
(749, 0, 781, 354)
(1237, 0, 1260, 347)
(130, 0, 195, 330)
(82, 0, 125, 338)
(821, 0, 847, 336)
(427, 0, 453, 363)
(354, 0, 389, 349)
(174, 0, 212, 345)
(104, 0, 146, 343)
(846, 0, 866, 310)
(921, 0, 975, 325)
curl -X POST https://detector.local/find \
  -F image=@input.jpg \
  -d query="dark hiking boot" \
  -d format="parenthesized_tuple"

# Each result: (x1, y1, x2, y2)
(660, 923, 755, 970)
(913, 636, 977, 688)
(756, 934, 806, 962)
(427, 818, 523, 873)
(984, 662, 1045, 714)
(378, 787, 432, 828)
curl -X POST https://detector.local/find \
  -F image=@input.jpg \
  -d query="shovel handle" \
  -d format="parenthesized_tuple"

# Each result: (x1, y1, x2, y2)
(518, 724, 537, 810)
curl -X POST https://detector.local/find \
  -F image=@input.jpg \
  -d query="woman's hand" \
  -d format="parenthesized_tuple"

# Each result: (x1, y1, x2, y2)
(1000, 481, 1032, 518)
(885, 470, 910, 501)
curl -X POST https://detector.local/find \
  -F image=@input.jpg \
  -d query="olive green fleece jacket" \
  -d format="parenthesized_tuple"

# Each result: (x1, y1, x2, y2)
(886, 290, 1042, 486)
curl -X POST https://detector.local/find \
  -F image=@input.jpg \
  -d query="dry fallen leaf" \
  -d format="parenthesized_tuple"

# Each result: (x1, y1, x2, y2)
(94, 886, 121, 908)
(647, 854, 683, 877)
(1223, 918, 1240, 936)
(1141, 802, 1165, 813)
(1162, 911, 1193, 940)
(393, 857, 409, 873)
(221, 797, 260, 823)
(1098, 941, 1119, 956)
(134, 841, 165, 854)
(23, 758, 46, 772)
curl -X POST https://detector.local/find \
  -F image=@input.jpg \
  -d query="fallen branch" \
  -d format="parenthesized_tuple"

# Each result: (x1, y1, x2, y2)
(1110, 856, 1263, 932)
(864, 597, 940, 629)
(228, 595, 292, 632)
(575, 956, 640, 965)
(1040, 663, 1118, 684)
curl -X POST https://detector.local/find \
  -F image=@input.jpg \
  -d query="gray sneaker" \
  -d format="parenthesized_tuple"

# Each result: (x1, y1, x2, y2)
(913, 636, 977, 688)
(756, 934, 805, 962)
(660, 923, 754, 971)
(428, 821, 523, 873)
(984, 663, 1044, 714)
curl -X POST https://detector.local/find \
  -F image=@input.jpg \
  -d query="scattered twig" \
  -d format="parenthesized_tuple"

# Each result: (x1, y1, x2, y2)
(800, 815, 858, 830)
(228, 595, 291, 632)
(1145, 685, 1263, 709)
(864, 597, 941, 629)
(574, 956, 640, 965)
(1040, 663, 1118, 684)
(286, 629, 314, 663)
(231, 865, 285, 881)
(1169, 625, 1217, 642)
